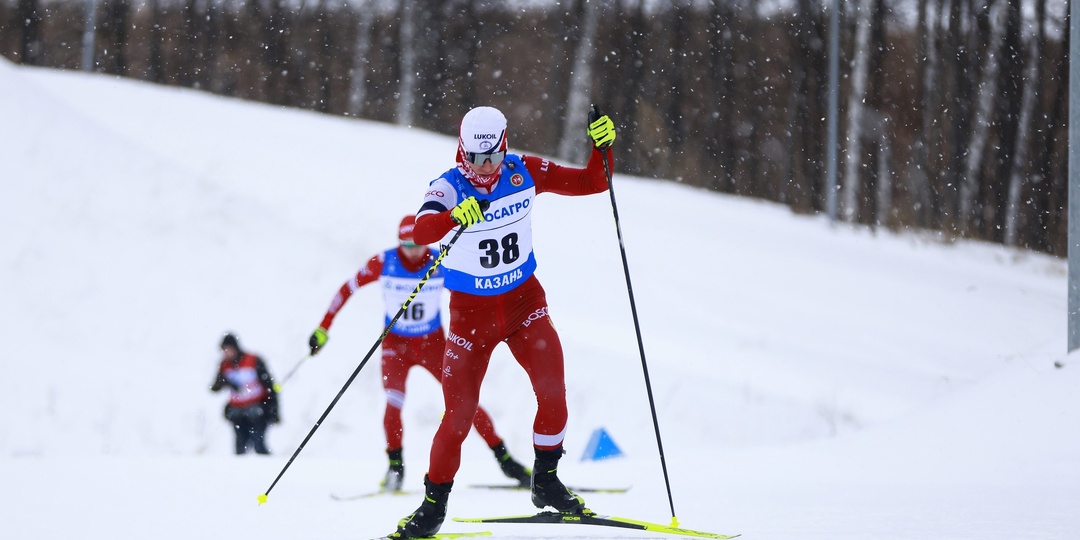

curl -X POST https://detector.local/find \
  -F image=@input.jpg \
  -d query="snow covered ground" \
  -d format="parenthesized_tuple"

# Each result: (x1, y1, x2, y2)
(1, 58, 1077, 540)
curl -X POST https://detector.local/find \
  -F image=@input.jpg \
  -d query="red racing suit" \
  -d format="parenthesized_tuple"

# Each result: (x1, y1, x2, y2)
(317, 246, 503, 451)
(414, 147, 611, 483)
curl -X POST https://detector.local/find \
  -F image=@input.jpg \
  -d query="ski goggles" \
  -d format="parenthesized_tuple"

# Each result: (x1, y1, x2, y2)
(465, 150, 506, 167)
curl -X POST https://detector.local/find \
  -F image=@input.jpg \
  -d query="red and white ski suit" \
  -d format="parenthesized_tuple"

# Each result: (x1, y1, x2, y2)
(414, 148, 611, 483)
(318, 247, 504, 451)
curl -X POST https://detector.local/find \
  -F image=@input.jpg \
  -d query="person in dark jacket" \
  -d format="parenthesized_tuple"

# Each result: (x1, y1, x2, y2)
(211, 333, 279, 455)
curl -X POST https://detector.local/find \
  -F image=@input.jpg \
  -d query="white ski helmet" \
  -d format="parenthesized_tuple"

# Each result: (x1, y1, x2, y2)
(456, 106, 508, 190)
(459, 106, 507, 155)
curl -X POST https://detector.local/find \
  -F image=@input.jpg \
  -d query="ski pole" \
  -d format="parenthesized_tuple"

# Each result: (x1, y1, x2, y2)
(258, 202, 486, 505)
(591, 104, 680, 527)
(272, 354, 311, 391)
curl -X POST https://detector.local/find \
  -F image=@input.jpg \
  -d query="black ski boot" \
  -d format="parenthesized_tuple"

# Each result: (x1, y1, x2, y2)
(396, 475, 453, 538)
(491, 441, 532, 487)
(530, 446, 585, 513)
(382, 448, 405, 492)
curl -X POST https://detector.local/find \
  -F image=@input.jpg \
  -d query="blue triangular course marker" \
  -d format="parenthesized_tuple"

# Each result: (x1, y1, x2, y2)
(581, 427, 624, 461)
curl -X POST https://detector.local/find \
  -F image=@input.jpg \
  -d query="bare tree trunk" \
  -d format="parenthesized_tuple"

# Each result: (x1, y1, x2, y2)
(943, 0, 973, 236)
(875, 125, 892, 229)
(911, 0, 935, 227)
(1025, 0, 1054, 251)
(416, 0, 446, 128)
(107, 0, 129, 75)
(453, 0, 481, 110)
(841, 0, 873, 223)
(959, 0, 1005, 236)
(396, 0, 418, 125)
(805, 0, 828, 212)
(267, 0, 290, 105)
(81, 0, 98, 71)
(745, 119, 761, 198)
(347, 6, 375, 117)
(1044, 0, 1069, 254)
(784, 0, 819, 212)
(202, 0, 222, 90)
(282, 5, 308, 109)
(16, 0, 43, 65)
(706, 0, 737, 194)
(614, 0, 647, 176)
(548, 1, 584, 151)
(1004, 0, 1041, 246)
(984, 0, 1022, 241)
(863, 0, 888, 224)
(557, 0, 602, 163)
(783, 53, 805, 207)
(179, 0, 199, 86)
(244, 0, 266, 101)
(145, 0, 164, 83)
(666, 0, 691, 158)
(315, 2, 333, 113)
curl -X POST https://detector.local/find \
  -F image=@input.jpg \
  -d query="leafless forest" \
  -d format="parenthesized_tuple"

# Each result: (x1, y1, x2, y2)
(1, 0, 1069, 254)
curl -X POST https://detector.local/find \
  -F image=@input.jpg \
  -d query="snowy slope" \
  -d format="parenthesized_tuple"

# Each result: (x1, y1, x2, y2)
(1, 59, 1077, 540)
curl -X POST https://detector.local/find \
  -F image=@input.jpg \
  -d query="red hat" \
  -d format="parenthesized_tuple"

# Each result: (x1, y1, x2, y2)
(398, 215, 416, 242)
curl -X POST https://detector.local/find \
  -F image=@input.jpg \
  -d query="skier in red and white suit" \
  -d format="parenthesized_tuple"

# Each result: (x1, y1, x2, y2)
(308, 216, 531, 492)
(395, 106, 617, 538)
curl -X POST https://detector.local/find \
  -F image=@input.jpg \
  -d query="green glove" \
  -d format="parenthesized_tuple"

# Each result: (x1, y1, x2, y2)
(451, 196, 485, 227)
(588, 113, 616, 149)
(309, 326, 328, 355)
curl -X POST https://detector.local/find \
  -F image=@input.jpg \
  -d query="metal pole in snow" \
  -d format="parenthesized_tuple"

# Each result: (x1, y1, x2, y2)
(1068, 0, 1080, 352)
(825, 0, 841, 222)
(81, 0, 97, 71)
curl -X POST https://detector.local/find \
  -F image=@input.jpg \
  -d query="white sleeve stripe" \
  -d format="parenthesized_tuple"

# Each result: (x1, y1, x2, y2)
(328, 293, 346, 313)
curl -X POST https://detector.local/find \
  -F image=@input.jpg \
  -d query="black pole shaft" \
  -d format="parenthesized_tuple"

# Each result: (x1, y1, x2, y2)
(260, 223, 469, 502)
(599, 146, 679, 522)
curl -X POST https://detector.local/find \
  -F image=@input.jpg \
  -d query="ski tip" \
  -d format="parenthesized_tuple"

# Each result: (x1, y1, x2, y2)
(373, 531, 491, 540)
(257, 493, 268, 506)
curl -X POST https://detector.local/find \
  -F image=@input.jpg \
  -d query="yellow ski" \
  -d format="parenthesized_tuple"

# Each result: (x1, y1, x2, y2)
(372, 531, 490, 540)
(453, 510, 737, 539)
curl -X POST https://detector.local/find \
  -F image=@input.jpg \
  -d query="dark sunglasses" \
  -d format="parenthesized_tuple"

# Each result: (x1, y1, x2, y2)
(465, 150, 506, 167)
